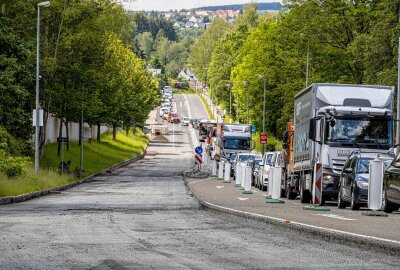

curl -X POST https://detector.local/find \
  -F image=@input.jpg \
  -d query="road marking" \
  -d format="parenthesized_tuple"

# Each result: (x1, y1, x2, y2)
(188, 179, 210, 185)
(201, 200, 400, 245)
(182, 94, 192, 118)
(237, 198, 249, 201)
(216, 186, 224, 189)
(314, 214, 357, 221)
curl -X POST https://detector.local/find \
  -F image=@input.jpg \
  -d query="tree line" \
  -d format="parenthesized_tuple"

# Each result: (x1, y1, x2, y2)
(190, 0, 400, 140)
(0, 0, 159, 156)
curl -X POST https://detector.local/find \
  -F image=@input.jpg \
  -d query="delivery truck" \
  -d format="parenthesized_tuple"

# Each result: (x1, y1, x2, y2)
(214, 124, 253, 161)
(281, 83, 394, 203)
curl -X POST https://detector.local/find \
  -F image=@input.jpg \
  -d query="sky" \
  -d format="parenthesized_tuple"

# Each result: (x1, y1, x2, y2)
(121, 0, 282, 12)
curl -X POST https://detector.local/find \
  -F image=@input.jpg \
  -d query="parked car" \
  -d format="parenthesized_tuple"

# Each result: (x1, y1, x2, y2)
(256, 152, 274, 190)
(229, 152, 237, 177)
(181, 116, 190, 126)
(247, 157, 262, 186)
(168, 112, 180, 123)
(382, 154, 400, 213)
(338, 152, 394, 210)
(232, 152, 259, 180)
(159, 107, 170, 117)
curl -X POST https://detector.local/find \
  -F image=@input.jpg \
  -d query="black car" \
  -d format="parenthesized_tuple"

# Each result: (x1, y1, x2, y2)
(247, 158, 262, 186)
(382, 154, 400, 213)
(229, 153, 237, 177)
(338, 152, 393, 210)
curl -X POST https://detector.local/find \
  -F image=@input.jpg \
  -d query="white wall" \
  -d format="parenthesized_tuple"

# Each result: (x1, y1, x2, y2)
(45, 116, 112, 144)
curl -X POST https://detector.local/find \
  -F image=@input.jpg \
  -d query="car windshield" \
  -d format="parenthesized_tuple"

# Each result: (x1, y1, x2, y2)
(254, 159, 262, 167)
(326, 117, 392, 144)
(356, 158, 372, 174)
(264, 154, 273, 165)
(223, 139, 250, 150)
(229, 154, 237, 162)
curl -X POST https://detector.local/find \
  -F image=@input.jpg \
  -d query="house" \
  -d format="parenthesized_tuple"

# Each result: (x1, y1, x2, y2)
(178, 69, 198, 82)
(188, 15, 202, 23)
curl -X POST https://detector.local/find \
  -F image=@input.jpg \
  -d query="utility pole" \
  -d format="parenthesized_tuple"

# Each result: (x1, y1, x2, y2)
(397, 8, 400, 154)
(306, 39, 310, 88)
(259, 75, 266, 156)
(243, 81, 249, 124)
(236, 89, 239, 124)
(227, 83, 232, 124)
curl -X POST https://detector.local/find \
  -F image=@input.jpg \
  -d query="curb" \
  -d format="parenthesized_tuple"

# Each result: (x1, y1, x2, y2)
(0, 150, 147, 205)
(183, 176, 400, 255)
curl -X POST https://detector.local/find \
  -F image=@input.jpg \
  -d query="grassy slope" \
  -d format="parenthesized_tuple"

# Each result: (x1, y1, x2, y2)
(197, 93, 215, 120)
(0, 129, 148, 197)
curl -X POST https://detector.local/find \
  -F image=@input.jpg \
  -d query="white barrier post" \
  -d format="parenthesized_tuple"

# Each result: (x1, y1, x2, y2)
(235, 163, 241, 187)
(224, 162, 231, 183)
(368, 157, 384, 210)
(241, 164, 246, 189)
(243, 165, 253, 194)
(267, 169, 273, 197)
(218, 161, 224, 180)
(212, 159, 217, 176)
(271, 167, 282, 199)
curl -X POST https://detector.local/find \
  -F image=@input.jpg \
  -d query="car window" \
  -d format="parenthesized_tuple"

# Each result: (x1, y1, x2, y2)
(356, 158, 371, 174)
(264, 154, 273, 165)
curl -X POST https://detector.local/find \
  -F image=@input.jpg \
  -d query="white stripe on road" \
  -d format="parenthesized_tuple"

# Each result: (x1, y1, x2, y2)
(183, 94, 192, 119)
(314, 214, 357, 221)
(237, 198, 249, 201)
(188, 179, 210, 185)
(216, 186, 224, 189)
(201, 200, 400, 245)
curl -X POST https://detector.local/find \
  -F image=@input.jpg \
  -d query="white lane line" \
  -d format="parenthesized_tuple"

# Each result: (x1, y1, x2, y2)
(237, 198, 249, 201)
(216, 186, 224, 189)
(183, 94, 192, 119)
(314, 214, 357, 221)
(188, 179, 210, 185)
(202, 200, 400, 245)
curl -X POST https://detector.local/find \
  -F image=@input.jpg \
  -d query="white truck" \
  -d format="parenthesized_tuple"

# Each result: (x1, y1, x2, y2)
(214, 124, 253, 161)
(281, 83, 394, 203)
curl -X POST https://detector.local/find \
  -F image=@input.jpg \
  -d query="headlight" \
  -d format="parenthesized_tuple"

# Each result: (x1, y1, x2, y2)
(322, 174, 335, 184)
(356, 181, 369, 189)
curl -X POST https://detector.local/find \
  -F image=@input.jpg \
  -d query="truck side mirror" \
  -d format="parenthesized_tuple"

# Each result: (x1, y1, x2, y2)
(309, 118, 321, 143)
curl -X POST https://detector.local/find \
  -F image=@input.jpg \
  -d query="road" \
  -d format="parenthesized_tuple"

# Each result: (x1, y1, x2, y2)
(0, 94, 398, 269)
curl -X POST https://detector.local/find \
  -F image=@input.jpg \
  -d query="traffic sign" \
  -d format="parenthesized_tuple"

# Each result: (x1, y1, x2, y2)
(195, 154, 203, 165)
(313, 162, 323, 205)
(260, 133, 268, 144)
(57, 137, 69, 143)
(251, 125, 256, 135)
(195, 146, 203, 155)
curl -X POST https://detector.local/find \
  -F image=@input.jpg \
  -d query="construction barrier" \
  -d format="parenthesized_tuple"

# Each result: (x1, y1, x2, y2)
(312, 162, 323, 205)
(211, 159, 217, 176)
(243, 165, 252, 194)
(235, 163, 241, 187)
(267, 169, 273, 197)
(271, 167, 282, 199)
(369, 157, 384, 210)
(241, 164, 246, 189)
(218, 161, 224, 179)
(224, 162, 231, 182)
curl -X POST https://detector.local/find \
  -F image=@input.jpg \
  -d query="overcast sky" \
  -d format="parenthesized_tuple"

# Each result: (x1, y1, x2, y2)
(122, 0, 282, 11)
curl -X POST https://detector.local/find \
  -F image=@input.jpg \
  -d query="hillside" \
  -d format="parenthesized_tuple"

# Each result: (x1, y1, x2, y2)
(197, 2, 282, 11)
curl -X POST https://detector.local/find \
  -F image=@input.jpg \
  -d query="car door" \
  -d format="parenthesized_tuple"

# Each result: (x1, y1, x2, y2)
(385, 157, 400, 205)
(342, 157, 355, 199)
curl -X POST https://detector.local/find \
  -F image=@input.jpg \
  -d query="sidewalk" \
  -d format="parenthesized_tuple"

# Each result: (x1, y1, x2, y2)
(185, 175, 400, 252)
(201, 92, 223, 122)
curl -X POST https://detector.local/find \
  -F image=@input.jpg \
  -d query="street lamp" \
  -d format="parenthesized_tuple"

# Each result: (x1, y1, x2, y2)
(300, 33, 310, 88)
(259, 75, 266, 156)
(35, 1, 50, 175)
(236, 87, 239, 124)
(243, 81, 249, 124)
(397, 9, 400, 154)
(227, 83, 232, 123)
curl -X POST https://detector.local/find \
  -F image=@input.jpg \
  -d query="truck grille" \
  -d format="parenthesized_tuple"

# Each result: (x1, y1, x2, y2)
(332, 159, 346, 174)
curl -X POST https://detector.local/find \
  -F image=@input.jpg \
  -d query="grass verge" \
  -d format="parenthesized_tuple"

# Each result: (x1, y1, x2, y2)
(196, 93, 215, 120)
(0, 129, 149, 197)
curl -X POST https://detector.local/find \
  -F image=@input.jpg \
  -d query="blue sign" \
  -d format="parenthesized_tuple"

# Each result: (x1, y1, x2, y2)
(252, 125, 256, 135)
(195, 146, 203, 154)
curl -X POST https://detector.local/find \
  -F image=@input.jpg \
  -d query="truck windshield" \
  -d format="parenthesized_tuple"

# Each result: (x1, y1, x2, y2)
(326, 117, 392, 144)
(223, 139, 250, 150)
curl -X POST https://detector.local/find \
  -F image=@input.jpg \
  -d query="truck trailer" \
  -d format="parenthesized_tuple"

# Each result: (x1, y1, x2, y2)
(281, 83, 394, 203)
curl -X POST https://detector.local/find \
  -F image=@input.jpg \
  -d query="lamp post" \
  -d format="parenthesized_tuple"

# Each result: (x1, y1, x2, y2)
(227, 83, 232, 123)
(300, 33, 310, 88)
(236, 88, 239, 124)
(397, 8, 400, 154)
(243, 81, 249, 124)
(35, 1, 50, 175)
(259, 75, 266, 155)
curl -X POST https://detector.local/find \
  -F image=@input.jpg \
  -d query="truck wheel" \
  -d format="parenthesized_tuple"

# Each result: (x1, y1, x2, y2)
(300, 189, 311, 204)
(286, 188, 297, 200)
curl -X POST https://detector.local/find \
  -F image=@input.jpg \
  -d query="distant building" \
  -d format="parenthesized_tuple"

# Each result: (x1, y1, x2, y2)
(178, 69, 198, 82)
(147, 65, 162, 77)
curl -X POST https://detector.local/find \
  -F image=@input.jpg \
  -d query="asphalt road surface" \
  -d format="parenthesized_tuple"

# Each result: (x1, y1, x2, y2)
(0, 94, 398, 269)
